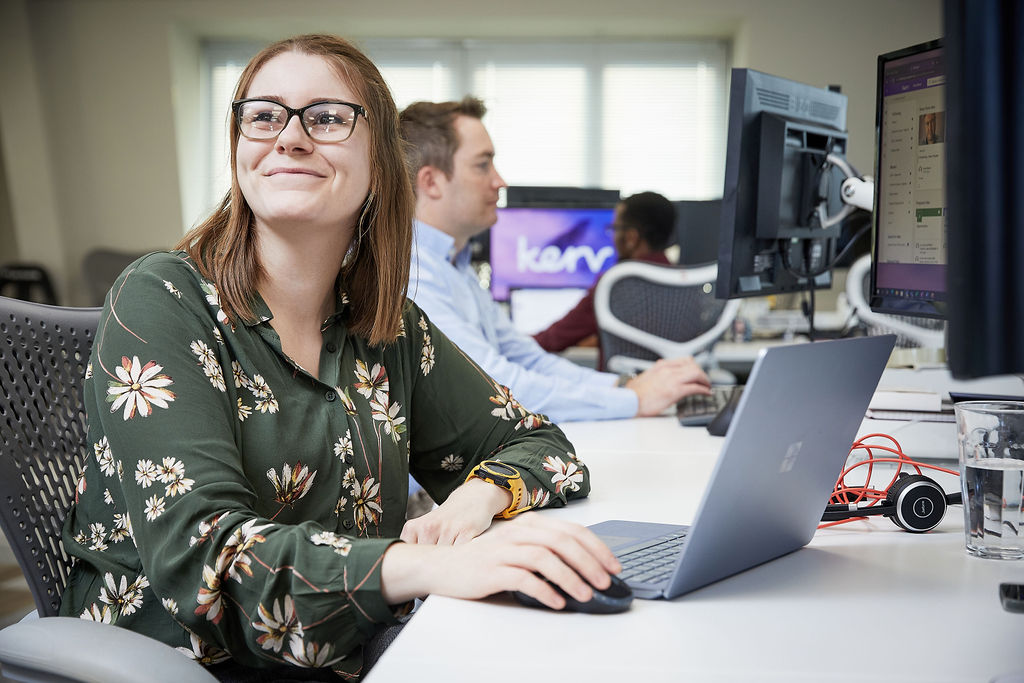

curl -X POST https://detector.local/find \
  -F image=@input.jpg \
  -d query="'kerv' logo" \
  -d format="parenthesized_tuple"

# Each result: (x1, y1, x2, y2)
(516, 236, 615, 275)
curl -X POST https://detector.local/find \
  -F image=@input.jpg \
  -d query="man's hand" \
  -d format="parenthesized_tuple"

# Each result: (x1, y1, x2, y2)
(625, 356, 711, 417)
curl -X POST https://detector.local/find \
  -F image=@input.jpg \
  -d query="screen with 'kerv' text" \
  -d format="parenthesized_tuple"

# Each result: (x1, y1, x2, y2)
(489, 207, 617, 300)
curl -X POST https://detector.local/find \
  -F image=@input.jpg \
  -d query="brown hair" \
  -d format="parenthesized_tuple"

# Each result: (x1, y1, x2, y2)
(398, 96, 487, 187)
(176, 34, 414, 346)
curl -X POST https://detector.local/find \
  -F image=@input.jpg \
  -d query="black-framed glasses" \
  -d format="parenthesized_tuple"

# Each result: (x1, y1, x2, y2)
(232, 98, 367, 143)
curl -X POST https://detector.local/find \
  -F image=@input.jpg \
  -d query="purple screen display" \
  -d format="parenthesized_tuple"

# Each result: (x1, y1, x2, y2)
(489, 208, 617, 300)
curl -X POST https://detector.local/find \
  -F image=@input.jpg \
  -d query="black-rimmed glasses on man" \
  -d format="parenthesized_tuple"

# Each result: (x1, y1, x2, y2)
(232, 98, 367, 143)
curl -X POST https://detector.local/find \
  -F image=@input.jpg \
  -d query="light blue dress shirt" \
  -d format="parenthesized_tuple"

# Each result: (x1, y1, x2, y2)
(408, 220, 639, 422)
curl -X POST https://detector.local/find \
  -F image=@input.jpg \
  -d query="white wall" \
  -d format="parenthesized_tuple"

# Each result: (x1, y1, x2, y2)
(0, 0, 941, 304)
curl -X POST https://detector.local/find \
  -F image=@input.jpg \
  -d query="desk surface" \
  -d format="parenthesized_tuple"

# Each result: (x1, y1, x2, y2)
(369, 417, 1024, 683)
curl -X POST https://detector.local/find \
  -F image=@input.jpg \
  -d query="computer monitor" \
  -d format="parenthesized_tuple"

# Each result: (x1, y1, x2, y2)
(869, 39, 946, 319)
(505, 186, 620, 208)
(488, 206, 617, 301)
(673, 199, 721, 266)
(508, 287, 589, 336)
(717, 68, 852, 300)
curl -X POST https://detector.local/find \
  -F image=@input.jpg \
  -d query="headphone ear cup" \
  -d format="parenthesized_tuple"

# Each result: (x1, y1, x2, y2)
(885, 474, 948, 533)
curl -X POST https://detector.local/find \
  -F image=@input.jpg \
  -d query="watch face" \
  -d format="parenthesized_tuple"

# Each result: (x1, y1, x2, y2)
(486, 462, 518, 477)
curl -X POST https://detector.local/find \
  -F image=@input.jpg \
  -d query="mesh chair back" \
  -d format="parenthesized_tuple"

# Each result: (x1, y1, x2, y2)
(599, 267, 728, 369)
(849, 255, 946, 348)
(0, 296, 100, 616)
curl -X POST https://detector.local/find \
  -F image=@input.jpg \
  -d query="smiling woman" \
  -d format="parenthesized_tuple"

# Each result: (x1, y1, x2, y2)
(57, 34, 619, 682)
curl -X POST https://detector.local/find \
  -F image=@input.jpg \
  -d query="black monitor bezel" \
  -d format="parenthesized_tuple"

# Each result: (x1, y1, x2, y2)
(716, 68, 851, 301)
(869, 38, 946, 319)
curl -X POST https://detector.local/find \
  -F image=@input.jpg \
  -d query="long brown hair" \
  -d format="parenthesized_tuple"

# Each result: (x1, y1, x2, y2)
(177, 34, 413, 346)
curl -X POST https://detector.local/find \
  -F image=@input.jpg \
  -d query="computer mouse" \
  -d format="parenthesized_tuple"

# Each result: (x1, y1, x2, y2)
(511, 574, 633, 614)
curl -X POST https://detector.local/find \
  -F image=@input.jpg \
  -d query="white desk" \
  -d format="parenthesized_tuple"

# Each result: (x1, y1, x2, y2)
(369, 417, 1024, 682)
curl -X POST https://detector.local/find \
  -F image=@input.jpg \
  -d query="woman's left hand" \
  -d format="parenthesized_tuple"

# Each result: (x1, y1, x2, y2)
(400, 477, 512, 545)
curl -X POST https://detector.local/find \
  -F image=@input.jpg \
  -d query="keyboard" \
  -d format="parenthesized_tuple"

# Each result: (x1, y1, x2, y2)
(617, 530, 689, 586)
(676, 385, 739, 426)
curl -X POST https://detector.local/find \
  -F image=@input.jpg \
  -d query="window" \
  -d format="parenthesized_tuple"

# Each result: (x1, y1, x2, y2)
(201, 38, 728, 212)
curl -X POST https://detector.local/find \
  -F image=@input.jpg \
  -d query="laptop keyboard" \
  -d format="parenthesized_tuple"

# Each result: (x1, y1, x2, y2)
(617, 530, 689, 585)
(676, 385, 737, 426)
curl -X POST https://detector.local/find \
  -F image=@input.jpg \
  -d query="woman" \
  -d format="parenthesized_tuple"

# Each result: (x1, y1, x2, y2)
(60, 34, 619, 681)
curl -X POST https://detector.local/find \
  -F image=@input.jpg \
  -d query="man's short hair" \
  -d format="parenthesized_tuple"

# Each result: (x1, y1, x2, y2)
(619, 191, 676, 251)
(399, 97, 487, 186)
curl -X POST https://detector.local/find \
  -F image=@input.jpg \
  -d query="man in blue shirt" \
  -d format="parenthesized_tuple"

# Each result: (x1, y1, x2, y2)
(399, 97, 711, 422)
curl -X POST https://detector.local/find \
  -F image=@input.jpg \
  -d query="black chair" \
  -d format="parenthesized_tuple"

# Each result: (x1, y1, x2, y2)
(594, 261, 741, 377)
(0, 295, 216, 682)
(81, 248, 148, 306)
(0, 264, 58, 305)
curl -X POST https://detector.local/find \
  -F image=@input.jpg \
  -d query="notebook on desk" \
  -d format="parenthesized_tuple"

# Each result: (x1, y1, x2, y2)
(590, 334, 897, 600)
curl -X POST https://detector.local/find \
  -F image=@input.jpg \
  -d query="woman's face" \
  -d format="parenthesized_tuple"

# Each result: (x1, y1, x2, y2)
(236, 51, 371, 238)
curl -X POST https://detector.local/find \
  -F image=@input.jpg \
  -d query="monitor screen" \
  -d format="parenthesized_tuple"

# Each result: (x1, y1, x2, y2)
(674, 199, 722, 266)
(870, 39, 946, 318)
(717, 68, 850, 300)
(488, 207, 617, 301)
(508, 287, 588, 336)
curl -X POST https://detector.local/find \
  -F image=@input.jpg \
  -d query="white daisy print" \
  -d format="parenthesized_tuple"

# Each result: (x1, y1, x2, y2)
(543, 455, 584, 494)
(135, 459, 158, 488)
(440, 454, 464, 472)
(144, 495, 166, 521)
(94, 437, 115, 476)
(237, 398, 253, 422)
(333, 432, 353, 460)
(80, 603, 112, 623)
(252, 596, 304, 653)
(163, 280, 181, 298)
(162, 598, 179, 615)
(310, 531, 353, 556)
(106, 356, 175, 420)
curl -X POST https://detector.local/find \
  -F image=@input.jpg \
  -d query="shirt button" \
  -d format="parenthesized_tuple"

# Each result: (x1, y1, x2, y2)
(325, 390, 337, 402)
(326, 342, 338, 353)
(342, 519, 354, 530)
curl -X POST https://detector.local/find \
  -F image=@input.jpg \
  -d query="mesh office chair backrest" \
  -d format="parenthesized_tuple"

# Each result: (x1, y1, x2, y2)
(845, 254, 945, 349)
(595, 261, 739, 373)
(0, 296, 101, 616)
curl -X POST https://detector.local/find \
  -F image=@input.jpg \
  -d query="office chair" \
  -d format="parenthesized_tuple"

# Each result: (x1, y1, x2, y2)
(0, 295, 218, 682)
(81, 248, 148, 306)
(845, 254, 945, 350)
(594, 261, 741, 376)
(0, 264, 58, 306)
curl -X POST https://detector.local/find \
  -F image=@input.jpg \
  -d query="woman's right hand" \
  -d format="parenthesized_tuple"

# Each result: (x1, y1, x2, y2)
(380, 513, 621, 610)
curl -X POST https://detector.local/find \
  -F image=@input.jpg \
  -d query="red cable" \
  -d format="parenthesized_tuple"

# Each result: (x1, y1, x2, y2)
(817, 433, 959, 529)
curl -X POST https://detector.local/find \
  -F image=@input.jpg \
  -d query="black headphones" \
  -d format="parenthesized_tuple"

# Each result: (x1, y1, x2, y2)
(820, 473, 962, 533)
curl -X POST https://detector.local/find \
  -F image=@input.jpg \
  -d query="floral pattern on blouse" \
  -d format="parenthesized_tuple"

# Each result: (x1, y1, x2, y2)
(60, 251, 588, 680)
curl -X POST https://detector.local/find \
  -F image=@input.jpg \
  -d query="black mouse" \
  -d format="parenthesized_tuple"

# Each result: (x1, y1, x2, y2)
(511, 574, 633, 614)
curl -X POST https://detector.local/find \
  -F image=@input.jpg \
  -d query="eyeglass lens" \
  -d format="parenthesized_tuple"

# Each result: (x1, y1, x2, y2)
(237, 100, 359, 142)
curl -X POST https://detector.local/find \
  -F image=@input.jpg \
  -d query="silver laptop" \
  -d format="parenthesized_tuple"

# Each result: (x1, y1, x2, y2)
(590, 334, 897, 599)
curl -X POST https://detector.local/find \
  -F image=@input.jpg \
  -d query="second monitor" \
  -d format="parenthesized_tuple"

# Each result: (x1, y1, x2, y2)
(717, 68, 856, 300)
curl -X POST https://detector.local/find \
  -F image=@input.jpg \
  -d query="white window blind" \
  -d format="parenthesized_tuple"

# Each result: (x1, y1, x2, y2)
(202, 38, 728, 211)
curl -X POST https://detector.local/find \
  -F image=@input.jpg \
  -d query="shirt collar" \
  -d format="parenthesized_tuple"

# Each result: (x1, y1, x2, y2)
(413, 219, 472, 266)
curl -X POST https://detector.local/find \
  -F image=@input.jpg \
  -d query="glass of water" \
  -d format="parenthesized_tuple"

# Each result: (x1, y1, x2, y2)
(954, 401, 1024, 559)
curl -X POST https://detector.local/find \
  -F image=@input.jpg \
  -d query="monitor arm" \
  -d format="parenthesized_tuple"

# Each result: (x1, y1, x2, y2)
(817, 153, 874, 228)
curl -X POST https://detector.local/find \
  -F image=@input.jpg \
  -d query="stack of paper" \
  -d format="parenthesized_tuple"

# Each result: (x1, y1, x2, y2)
(866, 389, 954, 422)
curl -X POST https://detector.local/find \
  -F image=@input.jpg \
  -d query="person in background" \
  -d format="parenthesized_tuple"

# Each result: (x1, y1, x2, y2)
(400, 97, 710, 423)
(59, 35, 619, 682)
(533, 191, 676, 360)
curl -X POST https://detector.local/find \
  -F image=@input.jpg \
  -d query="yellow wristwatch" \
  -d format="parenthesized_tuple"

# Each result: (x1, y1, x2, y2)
(465, 460, 530, 519)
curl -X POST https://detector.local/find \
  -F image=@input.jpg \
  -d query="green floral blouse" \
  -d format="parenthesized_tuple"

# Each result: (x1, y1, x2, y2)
(60, 251, 590, 679)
